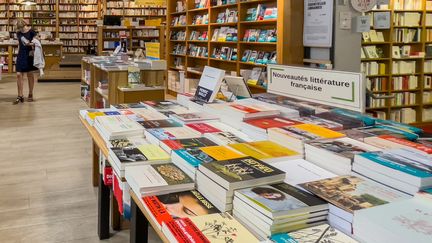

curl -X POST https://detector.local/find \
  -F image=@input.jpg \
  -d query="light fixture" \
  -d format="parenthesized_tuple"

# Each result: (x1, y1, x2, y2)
(20, 0, 36, 5)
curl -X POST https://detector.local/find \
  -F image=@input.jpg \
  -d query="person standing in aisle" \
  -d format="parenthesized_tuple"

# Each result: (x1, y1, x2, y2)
(13, 18, 38, 104)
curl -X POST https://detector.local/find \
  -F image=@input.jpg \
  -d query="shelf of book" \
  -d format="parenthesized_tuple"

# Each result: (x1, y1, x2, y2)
(103, 0, 166, 23)
(166, 0, 303, 96)
(97, 26, 165, 56)
(362, 0, 432, 124)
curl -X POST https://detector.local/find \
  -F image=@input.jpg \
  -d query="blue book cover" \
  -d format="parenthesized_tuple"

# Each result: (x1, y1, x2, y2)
(375, 119, 423, 134)
(174, 149, 213, 167)
(331, 108, 375, 126)
(270, 234, 297, 243)
(360, 151, 432, 178)
(147, 128, 175, 140)
(104, 111, 121, 116)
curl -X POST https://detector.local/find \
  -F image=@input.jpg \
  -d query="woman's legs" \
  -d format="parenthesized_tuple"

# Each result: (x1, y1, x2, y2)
(16, 72, 24, 97)
(27, 72, 35, 98)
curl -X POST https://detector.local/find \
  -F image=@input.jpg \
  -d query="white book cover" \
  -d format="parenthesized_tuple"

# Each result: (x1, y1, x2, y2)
(129, 108, 168, 121)
(194, 66, 225, 103)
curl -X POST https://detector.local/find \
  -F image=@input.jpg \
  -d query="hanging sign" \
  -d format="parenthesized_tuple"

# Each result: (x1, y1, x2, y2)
(351, 0, 377, 13)
(267, 65, 365, 112)
(303, 0, 334, 47)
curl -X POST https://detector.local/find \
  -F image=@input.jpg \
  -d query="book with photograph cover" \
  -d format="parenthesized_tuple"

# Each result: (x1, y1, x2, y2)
(162, 137, 218, 151)
(300, 176, 408, 214)
(138, 119, 183, 129)
(306, 137, 380, 160)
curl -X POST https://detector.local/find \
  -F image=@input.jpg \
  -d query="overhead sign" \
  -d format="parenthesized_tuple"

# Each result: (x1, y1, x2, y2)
(267, 65, 365, 113)
(303, 0, 333, 47)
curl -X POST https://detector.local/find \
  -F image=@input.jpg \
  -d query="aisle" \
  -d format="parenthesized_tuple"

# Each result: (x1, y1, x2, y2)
(0, 75, 142, 242)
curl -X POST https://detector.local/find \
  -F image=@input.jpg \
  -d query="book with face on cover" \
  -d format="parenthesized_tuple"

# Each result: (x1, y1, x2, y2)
(235, 183, 328, 219)
(142, 190, 220, 228)
(162, 213, 260, 243)
(270, 223, 358, 243)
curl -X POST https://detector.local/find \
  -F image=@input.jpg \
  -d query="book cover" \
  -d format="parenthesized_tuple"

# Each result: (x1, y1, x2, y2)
(200, 146, 245, 161)
(271, 224, 358, 243)
(229, 141, 300, 160)
(244, 117, 302, 130)
(111, 147, 147, 162)
(162, 137, 218, 151)
(138, 119, 183, 129)
(144, 190, 219, 225)
(288, 124, 345, 139)
(164, 218, 210, 242)
(112, 103, 146, 109)
(170, 112, 218, 122)
(200, 157, 285, 183)
(109, 137, 148, 148)
(189, 212, 259, 242)
(358, 150, 432, 178)
(376, 135, 432, 154)
(300, 176, 408, 214)
(186, 123, 222, 134)
(290, 116, 344, 131)
(315, 112, 365, 130)
(229, 104, 260, 113)
(147, 127, 201, 140)
(206, 131, 248, 144)
(237, 183, 326, 212)
(358, 125, 419, 141)
(307, 137, 380, 160)
(138, 144, 170, 161)
(151, 163, 194, 186)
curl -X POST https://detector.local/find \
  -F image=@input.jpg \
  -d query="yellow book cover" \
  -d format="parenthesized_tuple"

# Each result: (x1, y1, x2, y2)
(293, 124, 345, 139)
(229, 141, 300, 160)
(87, 112, 105, 120)
(379, 63, 386, 74)
(200, 146, 245, 161)
(190, 213, 260, 243)
(138, 144, 170, 161)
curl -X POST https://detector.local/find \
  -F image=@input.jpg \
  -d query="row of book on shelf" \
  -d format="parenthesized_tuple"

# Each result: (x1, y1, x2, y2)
(80, 65, 432, 243)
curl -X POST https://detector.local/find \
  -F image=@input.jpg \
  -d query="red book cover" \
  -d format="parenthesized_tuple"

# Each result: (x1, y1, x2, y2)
(103, 166, 113, 186)
(244, 117, 303, 129)
(143, 196, 173, 226)
(162, 140, 184, 150)
(165, 218, 209, 243)
(229, 104, 260, 113)
(379, 135, 432, 154)
(186, 123, 221, 134)
(113, 175, 124, 214)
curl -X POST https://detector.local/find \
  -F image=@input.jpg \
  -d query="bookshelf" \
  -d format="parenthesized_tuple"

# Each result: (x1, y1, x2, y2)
(97, 26, 165, 55)
(362, 0, 432, 124)
(102, 0, 166, 23)
(166, 0, 304, 96)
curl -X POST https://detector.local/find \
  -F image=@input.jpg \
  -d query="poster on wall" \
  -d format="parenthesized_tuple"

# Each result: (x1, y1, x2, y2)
(303, 0, 334, 48)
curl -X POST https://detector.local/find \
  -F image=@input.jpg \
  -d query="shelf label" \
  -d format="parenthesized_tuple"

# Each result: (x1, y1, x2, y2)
(267, 65, 365, 112)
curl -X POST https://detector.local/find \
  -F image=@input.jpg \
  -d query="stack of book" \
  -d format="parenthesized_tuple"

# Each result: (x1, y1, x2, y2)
(172, 145, 245, 179)
(228, 140, 302, 163)
(125, 163, 195, 197)
(271, 159, 336, 188)
(79, 108, 120, 125)
(204, 121, 253, 144)
(235, 98, 300, 118)
(304, 137, 381, 175)
(108, 143, 170, 177)
(233, 183, 328, 239)
(353, 148, 432, 195)
(128, 108, 168, 121)
(169, 112, 219, 124)
(300, 176, 409, 235)
(241, 116, 302, 141)
(363, 134, 432, 153)
(196, 157, 285, 211)
(142, 100, 191, 116)
(353, 193, 432, 243)
(159, 137, 218, 154)
(142, 190, 220, 230)
(145, 126, 202, 145)
(138, 119, 183, 129)
(270, 223, 358, 243)
(162, 212, 260, 243)
(94, 115, 144, 141)
(268, 124, 345, 155)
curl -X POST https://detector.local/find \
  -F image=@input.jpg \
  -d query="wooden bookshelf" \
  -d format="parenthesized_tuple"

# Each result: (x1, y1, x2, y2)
(97, 26, 165, 56)
(102, 0, 166, 23)
(362, 0, 432, 124)
(166, 0, 304, 95)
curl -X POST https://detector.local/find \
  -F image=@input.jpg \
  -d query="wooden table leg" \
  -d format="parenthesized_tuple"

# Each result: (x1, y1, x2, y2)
(111, 191, 121, 231)
(98, 175, 110, 240)
(130, 197, 148, 243)
(92, 142, 99, 187)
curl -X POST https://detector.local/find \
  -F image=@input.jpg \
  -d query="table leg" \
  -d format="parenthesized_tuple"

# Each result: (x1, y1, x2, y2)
(98, 175, 110, 240)
(92, 142, 99, 187)
(130, 197, 148, 243)
(111, 191, 121, 231)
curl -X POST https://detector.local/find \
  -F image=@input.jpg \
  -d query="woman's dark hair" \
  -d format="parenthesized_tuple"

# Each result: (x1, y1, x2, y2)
(251, 187, 286, 201)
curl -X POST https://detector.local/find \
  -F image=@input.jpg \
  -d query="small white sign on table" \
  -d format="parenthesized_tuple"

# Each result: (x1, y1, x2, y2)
(267, 65, 365, 113)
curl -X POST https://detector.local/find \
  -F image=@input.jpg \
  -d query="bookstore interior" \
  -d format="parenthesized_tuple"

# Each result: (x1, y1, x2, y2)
(3, 0, 432, 243)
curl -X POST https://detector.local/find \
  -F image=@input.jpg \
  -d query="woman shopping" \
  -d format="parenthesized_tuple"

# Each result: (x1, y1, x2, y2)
(13, 18, 38, 104)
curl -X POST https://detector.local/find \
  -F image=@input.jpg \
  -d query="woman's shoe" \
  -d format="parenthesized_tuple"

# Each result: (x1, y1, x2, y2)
(12, 96, 24, 105)
(27, 94, 34, 102)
